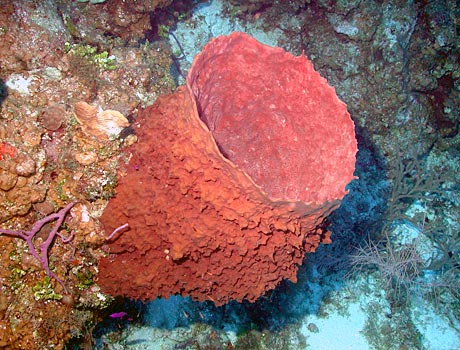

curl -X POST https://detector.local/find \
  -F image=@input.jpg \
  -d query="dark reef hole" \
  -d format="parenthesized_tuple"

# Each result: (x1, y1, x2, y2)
(143, 0, 197, 42)
(427, 73, 457, 135)
(0, 79, 8, 109)
(142, 0, 200, 84)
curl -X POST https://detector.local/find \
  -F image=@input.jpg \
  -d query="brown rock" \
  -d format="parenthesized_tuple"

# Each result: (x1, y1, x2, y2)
(75, 150, 98, 165)
(0, 170, 17, 191)
(15, 155, 36, 177)
(40, 104, 67, 131)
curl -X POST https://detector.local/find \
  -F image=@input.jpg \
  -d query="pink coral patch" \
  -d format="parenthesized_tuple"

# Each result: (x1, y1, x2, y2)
(0, 142, 17, 160)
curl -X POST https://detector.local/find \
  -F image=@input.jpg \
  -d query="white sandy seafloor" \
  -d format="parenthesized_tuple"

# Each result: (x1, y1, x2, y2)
(94, 1, 460, 349)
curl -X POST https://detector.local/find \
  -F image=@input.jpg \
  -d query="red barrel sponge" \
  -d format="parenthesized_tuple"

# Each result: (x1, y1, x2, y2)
(98, 32, 357, 305)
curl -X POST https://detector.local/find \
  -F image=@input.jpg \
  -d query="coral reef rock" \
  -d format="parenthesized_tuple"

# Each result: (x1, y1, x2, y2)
(98, 32, 357, 305)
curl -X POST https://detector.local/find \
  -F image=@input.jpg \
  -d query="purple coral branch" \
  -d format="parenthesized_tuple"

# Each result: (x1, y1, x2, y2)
(0, 201, 77, 292)
(106, 223, 129, 241)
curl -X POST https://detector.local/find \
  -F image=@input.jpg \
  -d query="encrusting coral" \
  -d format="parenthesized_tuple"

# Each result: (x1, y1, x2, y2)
(74, 101, 129, 140)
